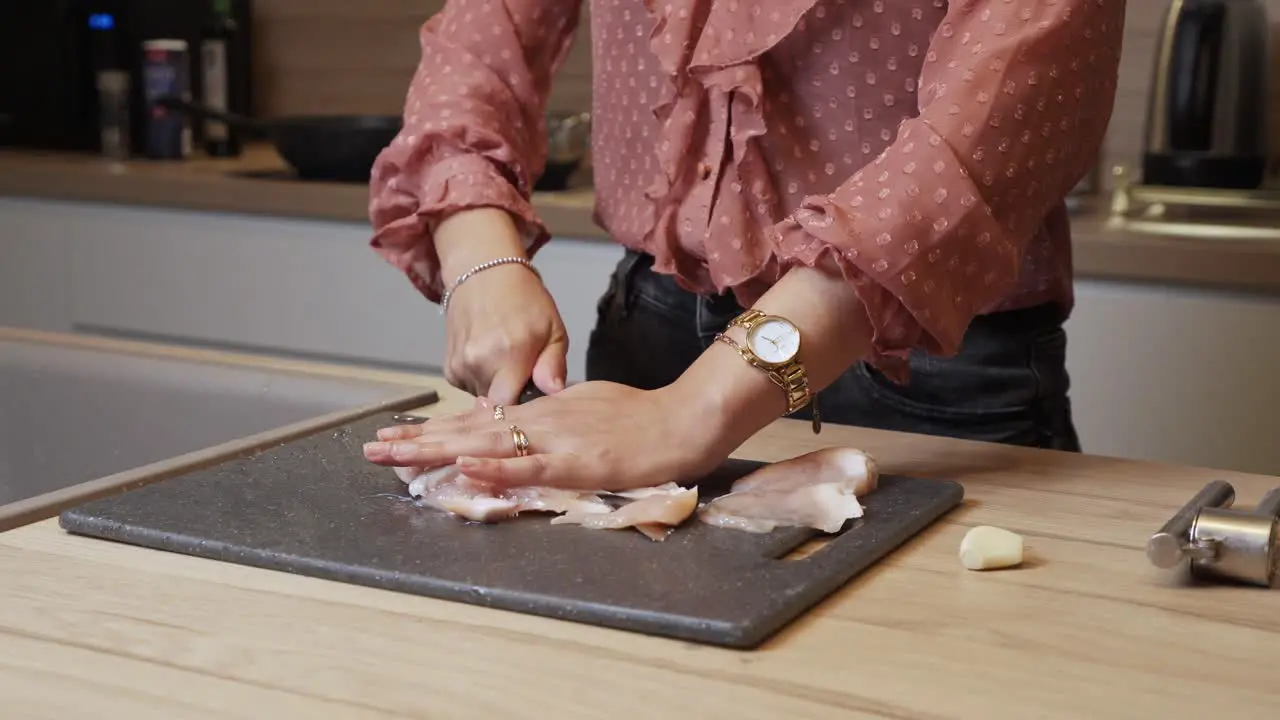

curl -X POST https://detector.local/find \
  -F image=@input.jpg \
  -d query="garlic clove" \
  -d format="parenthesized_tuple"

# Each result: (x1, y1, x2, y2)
(959, 525, 1025, 570)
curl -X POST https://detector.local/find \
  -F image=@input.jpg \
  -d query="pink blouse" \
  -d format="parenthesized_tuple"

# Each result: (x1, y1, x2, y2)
(368, 0, 1123, 379)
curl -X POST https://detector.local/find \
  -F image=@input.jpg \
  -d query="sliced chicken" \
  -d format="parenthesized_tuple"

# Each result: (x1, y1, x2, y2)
(699, 484, 865, 534)
(396, 464, 611, 523)
(390, 447, 878, 538)
(551, 485, 699, 541)
(698, 447, 880, 534)
(610, 482, 685, 499)
(728, 447, 878, 496)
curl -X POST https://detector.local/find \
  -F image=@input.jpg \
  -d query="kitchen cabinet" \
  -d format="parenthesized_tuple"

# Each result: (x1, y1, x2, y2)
(0, 198, 72, 331)
(1065, 279, 1280, 474)
(0, 197, 621, 380)
(1, 196, 1278, 474)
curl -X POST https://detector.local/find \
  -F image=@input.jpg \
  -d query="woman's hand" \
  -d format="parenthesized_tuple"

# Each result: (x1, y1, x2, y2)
(363, 381, 729, 492)
(434, 208, 570, 405)
(444, 265, 569, 404)
(369, 260, 878, 493)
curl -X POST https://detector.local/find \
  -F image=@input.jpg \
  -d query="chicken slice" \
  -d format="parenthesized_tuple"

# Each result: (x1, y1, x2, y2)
(629, 524, 666, 541)
(551, 486, 699, 541)
(729, 447, 878, 496)
(425, 480, 522, 522)
(610, 482, 685, 499)
(699, 483, 865, 534)
(395, 465, 611, 523)
(503, 486, 613, 516)
(698, 447, 879, 534)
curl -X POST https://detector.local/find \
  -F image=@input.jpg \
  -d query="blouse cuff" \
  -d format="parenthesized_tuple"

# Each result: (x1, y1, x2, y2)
(769, 120, 1015, 382)
(369, 153, 549, 303)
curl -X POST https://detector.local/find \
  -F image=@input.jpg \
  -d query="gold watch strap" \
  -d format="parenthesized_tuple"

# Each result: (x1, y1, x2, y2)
(714, 333, 822, 433)
(726, 308, 766, 332)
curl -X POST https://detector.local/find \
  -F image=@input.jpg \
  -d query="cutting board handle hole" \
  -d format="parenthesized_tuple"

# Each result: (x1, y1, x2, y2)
(778, 535, 835, 561)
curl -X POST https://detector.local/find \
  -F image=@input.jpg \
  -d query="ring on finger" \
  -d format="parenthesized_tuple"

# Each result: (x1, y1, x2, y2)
(509, 424, 530, 457)
(492, 405, 506, 421)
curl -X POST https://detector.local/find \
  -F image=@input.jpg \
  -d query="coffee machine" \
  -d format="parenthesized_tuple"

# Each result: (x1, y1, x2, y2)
(0, 0, 126, 151)
(0, 0, 252, 154)
(1141, 0, 1271, 190)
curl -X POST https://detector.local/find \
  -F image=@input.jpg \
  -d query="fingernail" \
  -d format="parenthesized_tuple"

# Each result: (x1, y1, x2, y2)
(552, 377, 565, 391)
(456, 456, 479, 468)
(389, 443, 418, 460)
(364, 441, 388, 453)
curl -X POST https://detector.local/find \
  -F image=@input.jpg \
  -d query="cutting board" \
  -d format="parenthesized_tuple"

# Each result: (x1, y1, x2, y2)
(59, 412, 965, 648)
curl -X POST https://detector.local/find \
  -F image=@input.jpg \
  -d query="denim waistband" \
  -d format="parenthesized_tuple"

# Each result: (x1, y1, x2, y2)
(611, 248, 1067, 343)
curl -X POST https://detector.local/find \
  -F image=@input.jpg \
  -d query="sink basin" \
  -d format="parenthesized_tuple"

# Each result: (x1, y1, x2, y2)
(0, 331, 437, 529)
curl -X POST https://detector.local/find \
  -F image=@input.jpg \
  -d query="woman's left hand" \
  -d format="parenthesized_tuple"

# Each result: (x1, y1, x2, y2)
(362, 381, 727, 491)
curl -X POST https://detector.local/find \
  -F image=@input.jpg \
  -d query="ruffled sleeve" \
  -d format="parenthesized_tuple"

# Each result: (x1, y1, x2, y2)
(367, 1, 583, 302)
(767, 0, 1124, 379)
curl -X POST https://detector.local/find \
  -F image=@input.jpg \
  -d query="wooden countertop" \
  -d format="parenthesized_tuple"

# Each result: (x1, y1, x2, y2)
(4, 146, 1280, 294)
(2, 411, 1279, 717)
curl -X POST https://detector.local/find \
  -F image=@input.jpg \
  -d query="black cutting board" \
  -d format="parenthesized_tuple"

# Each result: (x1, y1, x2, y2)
(59, 412, 964, 648)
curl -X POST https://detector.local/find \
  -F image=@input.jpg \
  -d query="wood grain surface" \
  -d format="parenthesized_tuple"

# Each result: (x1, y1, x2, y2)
(2, 406, 1278, 718)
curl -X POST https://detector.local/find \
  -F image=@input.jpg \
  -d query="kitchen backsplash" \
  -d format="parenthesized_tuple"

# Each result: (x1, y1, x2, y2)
(252, 0, 590, 116)
(254, 0, 1280, 189)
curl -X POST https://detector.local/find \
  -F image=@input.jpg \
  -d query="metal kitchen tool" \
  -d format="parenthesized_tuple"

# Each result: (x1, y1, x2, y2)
(58, 412, 964, 649)
(1141, 0, 1270, 190)
(1147, 480, 1280, 587)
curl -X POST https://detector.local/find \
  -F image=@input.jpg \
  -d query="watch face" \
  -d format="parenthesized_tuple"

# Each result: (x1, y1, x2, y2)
(746, 316, 800, 364)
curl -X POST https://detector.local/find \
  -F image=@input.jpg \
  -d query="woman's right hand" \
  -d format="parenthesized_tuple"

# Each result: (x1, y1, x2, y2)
(434, 208, 569, 405)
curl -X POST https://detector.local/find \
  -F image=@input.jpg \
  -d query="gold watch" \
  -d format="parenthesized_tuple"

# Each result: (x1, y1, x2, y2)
(714, 309, 821, 434)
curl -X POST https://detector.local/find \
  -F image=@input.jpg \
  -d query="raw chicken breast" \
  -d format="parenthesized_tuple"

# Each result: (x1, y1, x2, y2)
(699, 484, 865, 534)
(551, 485, 699, 541)
(728, 448, 877, 496)
(698, 447, 880, 534)
(611, 482, 685, 499)
(390, 447, 877, 539)
(396, 464, 611, 523)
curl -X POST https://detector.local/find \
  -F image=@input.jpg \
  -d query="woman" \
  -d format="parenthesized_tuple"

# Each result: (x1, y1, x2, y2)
(362, 0, 1124, 491)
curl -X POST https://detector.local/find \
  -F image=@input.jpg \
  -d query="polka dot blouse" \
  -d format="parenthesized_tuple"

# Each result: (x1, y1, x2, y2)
(368, 0, 1123, 376)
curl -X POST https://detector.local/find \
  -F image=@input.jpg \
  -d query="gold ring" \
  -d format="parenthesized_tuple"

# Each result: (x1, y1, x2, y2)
(492, 405, 506, 421)
(509, 424, 530, 457)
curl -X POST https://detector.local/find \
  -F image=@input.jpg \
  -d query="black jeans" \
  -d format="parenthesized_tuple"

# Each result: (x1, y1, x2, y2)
(585, 250, 1081, 451)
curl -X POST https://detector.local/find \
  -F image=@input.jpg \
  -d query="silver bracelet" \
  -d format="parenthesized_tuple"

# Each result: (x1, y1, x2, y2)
(439, 256, 540, 314)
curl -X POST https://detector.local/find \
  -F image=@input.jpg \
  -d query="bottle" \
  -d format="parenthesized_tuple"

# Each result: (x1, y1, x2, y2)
(199, 0, 241, 157)
(96, 69, 131, 161)
(142, 39, 193, 160)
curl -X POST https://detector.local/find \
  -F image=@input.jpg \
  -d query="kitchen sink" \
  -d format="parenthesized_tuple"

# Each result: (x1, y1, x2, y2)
(0, 331, 436, 528)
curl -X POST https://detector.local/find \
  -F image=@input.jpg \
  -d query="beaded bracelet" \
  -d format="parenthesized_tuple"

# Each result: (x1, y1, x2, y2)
(439, 256, 540, 314)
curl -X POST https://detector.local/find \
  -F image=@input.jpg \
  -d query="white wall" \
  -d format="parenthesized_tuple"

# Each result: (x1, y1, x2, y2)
(2, 196, 1278, 475)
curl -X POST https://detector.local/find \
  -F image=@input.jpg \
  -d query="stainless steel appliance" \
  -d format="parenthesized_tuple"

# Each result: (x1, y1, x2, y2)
(1141, 0, 1271, 189)
(0, 0, 252, 156)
